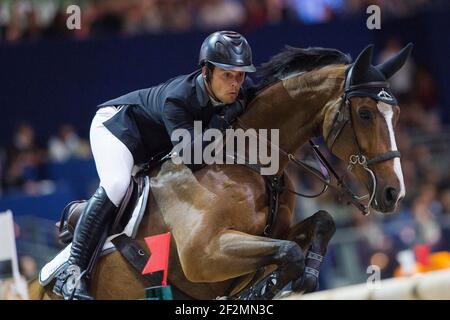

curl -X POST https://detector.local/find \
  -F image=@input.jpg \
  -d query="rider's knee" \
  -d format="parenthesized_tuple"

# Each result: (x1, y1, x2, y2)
(102, 177, 130, 206)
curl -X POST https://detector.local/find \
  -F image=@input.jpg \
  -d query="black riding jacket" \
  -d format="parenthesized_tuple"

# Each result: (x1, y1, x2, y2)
(97, 69, 255, 165)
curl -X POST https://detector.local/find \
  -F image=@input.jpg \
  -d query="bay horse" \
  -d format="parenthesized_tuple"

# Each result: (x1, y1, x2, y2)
(29, 43, 412, 300)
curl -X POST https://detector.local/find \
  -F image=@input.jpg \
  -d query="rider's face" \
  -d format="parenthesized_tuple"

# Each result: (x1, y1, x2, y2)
(204, 67, 245, 104)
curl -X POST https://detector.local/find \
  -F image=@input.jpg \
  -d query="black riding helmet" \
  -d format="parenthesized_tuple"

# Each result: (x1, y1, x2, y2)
(199, 31, 256, 73)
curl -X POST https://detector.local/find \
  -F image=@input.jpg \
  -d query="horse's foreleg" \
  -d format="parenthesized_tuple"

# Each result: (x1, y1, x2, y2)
(287, 210, 336, 293)
(181, 230, 305, 300)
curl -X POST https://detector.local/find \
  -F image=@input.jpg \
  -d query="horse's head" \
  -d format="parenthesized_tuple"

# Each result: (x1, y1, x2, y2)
(325, 43, 413, 214)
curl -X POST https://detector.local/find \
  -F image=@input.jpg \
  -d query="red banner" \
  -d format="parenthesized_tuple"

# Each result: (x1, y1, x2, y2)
(142, 232, 171, 286)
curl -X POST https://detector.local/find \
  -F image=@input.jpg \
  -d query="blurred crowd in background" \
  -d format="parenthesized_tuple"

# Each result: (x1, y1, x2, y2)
(0, 0, 447, 43)
(1, 0, 449, 289)
(0, 123, 91, 196)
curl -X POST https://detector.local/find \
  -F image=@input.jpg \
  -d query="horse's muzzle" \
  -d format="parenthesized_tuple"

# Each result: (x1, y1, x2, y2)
(379, 185, 402, 213)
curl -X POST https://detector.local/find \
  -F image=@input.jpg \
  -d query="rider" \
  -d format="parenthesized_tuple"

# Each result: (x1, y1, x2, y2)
(52, 31, 257, 300)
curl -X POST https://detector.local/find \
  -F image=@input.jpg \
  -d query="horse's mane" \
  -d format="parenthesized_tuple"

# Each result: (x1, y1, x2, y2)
(252, 46, 352, 96)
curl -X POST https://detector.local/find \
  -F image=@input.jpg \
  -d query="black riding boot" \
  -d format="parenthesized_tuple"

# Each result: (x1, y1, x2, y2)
(53, 187, 117, 300)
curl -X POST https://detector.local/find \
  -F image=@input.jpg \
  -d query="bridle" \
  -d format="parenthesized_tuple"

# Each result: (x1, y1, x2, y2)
(325, 81, 401, 215)
(321, 68, 401, 214)
(236, 66, 401, 216)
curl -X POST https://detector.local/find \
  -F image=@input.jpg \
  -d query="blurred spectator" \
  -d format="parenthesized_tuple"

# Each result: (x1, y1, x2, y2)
(159, 0, 194, 33)
(345, 0, 432, 18)
(439, 189, 450, 216)
(380, 0, 432, 19)
(89, 3, 124, 37)
(411, 183, 442, 246)
(242, 0, 269, 32)
(43, 8, 74, 39)
(265, 0, 286, 24)
(288, 0, 343, 24)
(123, 0, 164, 34)
(378, 38, 415, 98)
(414, 66, 439, 111)
(3, 123, 50, 195)
(21, 6, 41, 41)
(48, 124, 91, 163)
(196, 0, 246, 30)
(19, 255, 37, 281)
(4, 1, 23, 43)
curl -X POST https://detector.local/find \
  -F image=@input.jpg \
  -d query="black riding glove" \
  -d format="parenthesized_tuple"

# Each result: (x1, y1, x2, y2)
(208, 113, 231, 132)
(222, 100, 244, 123)
(208, 100, 244, 131)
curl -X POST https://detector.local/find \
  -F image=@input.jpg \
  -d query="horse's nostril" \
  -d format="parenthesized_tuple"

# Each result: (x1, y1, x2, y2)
(384, 187, 398, 204)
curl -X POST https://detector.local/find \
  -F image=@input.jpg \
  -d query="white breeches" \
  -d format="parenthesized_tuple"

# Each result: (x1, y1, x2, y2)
(90, 106, 134, 207)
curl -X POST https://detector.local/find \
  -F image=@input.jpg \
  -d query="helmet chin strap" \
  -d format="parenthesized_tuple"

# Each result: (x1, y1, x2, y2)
(203, 75, 225, 105)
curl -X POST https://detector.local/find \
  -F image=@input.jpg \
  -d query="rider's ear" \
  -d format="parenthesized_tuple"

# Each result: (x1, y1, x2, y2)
(376, 43, 413, 79)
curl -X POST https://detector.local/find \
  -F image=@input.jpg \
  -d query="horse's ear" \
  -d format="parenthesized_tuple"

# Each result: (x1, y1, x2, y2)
(351, 44, 374, 81)
(376, 43, 414, 79)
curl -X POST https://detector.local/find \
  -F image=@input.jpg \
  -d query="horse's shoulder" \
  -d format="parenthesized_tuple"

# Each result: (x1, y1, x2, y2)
(197, 165, 266, 190)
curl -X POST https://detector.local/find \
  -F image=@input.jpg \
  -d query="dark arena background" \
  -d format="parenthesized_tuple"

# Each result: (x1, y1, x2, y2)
(1, 0, 450, 304)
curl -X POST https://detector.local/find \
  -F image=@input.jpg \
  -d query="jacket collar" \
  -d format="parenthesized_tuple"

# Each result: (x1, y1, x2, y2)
(195, 73, 210, 108)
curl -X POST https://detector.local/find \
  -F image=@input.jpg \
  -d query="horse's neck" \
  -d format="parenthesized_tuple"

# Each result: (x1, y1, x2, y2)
(240, 65, 346, 173)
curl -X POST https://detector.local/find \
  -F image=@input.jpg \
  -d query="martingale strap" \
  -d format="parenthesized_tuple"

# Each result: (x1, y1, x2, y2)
(264, 175, 285, 236)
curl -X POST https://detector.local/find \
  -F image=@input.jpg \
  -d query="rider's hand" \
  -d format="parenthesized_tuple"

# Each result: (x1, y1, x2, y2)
(222, 100, 244, 123)
(208, 113, 231, 131)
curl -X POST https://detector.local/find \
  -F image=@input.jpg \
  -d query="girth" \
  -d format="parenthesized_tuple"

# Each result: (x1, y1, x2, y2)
(239, 162, 285, 237)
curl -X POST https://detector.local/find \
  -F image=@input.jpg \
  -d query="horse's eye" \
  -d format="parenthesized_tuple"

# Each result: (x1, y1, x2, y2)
(358, 109, 372, 120)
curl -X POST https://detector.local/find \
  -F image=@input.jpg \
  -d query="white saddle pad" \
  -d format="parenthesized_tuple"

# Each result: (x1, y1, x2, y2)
(39, 176, 150, 286)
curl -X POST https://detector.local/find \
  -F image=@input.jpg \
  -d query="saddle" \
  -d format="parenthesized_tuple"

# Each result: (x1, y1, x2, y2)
(55, 150, 171, 244)
(55, 174, 145, 245)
